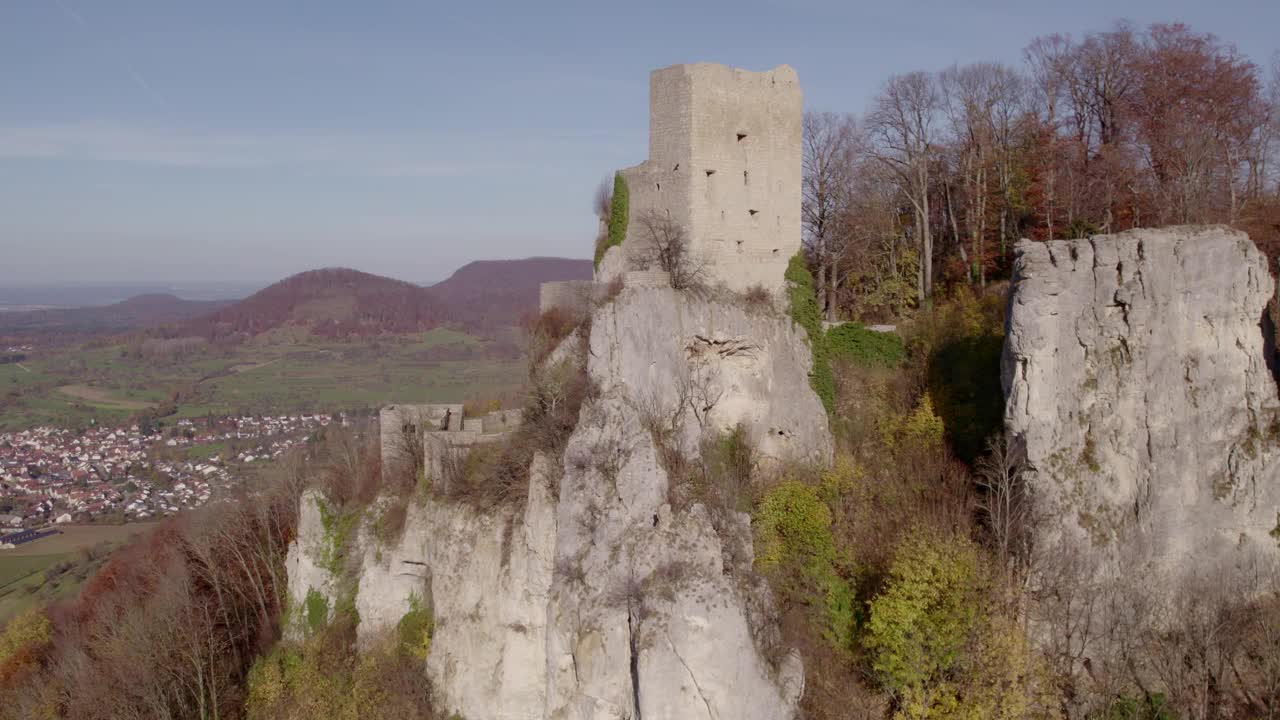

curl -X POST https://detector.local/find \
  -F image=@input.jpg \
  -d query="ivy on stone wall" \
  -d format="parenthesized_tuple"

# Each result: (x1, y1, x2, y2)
(594, 172, 629, 270)
(786, 253, 835, 414)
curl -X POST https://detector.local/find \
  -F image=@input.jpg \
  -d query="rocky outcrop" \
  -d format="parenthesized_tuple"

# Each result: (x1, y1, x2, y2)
(285, 284, 829, 719)
(1003, 226, 1280, 584)
(283, 490, 337, 634)
(542, 285, 824, 719)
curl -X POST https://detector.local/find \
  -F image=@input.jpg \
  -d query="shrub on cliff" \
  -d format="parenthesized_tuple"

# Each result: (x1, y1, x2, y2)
(594, 172, 629, 269)
(786, 253, 835, 414)
(754, 469, 858, 653)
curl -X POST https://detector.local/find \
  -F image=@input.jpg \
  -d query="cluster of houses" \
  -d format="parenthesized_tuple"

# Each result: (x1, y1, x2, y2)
(0, 413, 334, 528)
(3, 344, 34, 354)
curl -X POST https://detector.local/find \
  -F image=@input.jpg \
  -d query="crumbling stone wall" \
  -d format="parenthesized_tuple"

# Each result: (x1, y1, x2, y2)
(601, 63, 802, 293)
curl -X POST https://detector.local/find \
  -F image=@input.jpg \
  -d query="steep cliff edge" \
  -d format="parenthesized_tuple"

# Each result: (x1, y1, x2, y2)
(1003, 226, 1280, 583)
(285, 285, 831, 719)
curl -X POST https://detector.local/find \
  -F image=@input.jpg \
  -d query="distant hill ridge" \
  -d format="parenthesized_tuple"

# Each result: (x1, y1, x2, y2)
(186, 258, 591, 339)
(0, 293, 228, 336)
(0, 258, 592, 340)
(426, 257, 592, 330)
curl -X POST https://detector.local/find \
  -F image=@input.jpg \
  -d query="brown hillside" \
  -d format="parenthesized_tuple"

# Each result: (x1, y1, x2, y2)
(183, 258, 591, 340)
(187, 268, 443, 340)
(426, 257, 592, 329)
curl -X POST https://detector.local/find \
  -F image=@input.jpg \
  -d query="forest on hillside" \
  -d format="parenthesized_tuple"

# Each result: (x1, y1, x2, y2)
(800, 22, 1280, 322)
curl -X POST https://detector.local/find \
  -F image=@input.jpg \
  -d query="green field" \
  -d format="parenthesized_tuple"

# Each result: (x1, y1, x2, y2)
(0, 328, 527, 430)
(0, 554, 67, 588)
(0, 524, 159, 622)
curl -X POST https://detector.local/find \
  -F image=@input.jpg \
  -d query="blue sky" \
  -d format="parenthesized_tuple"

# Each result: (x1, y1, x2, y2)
(1, 0, 1277, 284)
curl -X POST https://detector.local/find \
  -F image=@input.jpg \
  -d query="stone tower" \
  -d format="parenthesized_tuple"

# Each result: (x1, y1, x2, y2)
(599, 63, 803, 292)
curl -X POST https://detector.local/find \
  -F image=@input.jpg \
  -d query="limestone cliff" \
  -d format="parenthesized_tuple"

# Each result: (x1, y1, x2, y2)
(286, 285, 830, 719)
(1003, 226, 1280, 584)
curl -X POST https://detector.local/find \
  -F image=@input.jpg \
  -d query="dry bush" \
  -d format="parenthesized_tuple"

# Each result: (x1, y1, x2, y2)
(308, 421, 381, 509)
(593, 175, 612, 223)
(741, 283, 775, 313)
(440, 354, 596, 510)
(374, 499, 409, 547)
(631, 209, 710, 291)
(634, 391, 695, 508)
(381, 418, 424, 500)
(523, 306, 580, 367)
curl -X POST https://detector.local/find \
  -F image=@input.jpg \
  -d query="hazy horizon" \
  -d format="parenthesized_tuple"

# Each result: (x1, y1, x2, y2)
(3, 0, 1278, 284)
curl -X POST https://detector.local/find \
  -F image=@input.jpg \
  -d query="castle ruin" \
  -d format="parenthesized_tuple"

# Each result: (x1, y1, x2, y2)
(544, 62, 803, 310)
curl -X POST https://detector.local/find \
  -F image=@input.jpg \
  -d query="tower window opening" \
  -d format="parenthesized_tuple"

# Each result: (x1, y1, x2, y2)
(743, 170, 749, 186)
(705, 169, 716, 176)
(673, 163, 680, 171)
(656, 183, 660, 191)
(749, 209, 758, 216)
(736, 133, 747, 142)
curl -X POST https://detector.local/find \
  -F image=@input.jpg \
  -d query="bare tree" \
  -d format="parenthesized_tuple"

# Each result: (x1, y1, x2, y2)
(803, 111, 858, 320)
(679, 363, 723, 432)
(868, 72, 941, 304)
(1025, 34, 1074, 240)
(384, 416, 426, 494)
(975, 433, 1030, 575)
(632, 209, 708, 291)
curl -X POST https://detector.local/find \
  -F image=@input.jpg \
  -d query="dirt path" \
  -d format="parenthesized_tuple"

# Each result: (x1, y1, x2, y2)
(14, 363, 31, 373)
(57, 384, 155, 410)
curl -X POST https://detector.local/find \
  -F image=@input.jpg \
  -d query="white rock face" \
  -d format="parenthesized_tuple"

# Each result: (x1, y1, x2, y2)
(346, 455, 557, 720)
(541, 286, 825, 720)
(590, 286, 831, 465)
(285, 285, 829, 719)
(1003, 226, 1280, 582)
(283, 490, 337, 637)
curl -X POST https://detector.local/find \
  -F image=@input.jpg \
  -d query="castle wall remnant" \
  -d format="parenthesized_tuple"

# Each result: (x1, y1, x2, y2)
(379, 403, 522, 490)
(537, 279, 601, 316)
(599, 63, 803, 293)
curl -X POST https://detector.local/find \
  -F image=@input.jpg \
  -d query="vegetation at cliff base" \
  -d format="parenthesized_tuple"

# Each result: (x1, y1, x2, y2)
(827, 322, 905, 368)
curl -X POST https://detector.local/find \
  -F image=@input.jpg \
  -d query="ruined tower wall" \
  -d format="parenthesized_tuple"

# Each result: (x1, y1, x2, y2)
(615, 63, 802, 292)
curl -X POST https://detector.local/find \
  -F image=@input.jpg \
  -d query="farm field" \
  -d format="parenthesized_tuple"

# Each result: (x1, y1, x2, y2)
(0, 328, 526, 430)
(1, 523, 158, 557)
(0, 524, 157, 622)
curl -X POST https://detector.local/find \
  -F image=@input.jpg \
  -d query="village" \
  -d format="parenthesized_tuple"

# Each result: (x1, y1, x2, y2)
(0, 413, 335, 531)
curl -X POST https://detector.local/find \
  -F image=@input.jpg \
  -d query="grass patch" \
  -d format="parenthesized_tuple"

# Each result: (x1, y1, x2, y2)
(0, 554, 70, 590)
(827, 323, 905, 368)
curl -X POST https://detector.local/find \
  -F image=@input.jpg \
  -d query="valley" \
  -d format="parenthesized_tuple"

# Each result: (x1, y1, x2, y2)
(1, 328, 524, 431)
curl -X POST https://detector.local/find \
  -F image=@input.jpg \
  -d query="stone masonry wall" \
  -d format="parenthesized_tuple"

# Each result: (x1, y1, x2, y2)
(609, 63, 802, 293)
